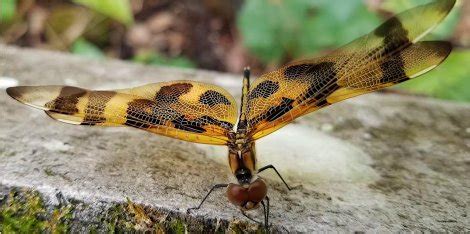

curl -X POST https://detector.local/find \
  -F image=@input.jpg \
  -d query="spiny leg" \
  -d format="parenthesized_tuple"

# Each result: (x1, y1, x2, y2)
(187, 183, 228, 213)
(261, 200, 269, 231)
(258, 164, 294, 190)
(265, 196, 270, 229)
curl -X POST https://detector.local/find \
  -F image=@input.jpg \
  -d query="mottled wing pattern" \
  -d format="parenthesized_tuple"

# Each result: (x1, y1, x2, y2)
(7, 81, 237, 145)
(246, 0, 455, 140)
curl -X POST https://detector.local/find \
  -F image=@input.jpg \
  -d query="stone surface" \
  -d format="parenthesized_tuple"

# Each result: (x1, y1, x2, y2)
(1, 44, 469, 232)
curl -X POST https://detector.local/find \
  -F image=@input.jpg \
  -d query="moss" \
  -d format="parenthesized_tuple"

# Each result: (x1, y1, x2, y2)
(0, 190, 46, 232)
(103, 198, 216, 233)
(45, 206, 73, 233)
(100, 198, 159, 232)
(154, 222, 166, 233)
(89, 226, 98, 234)
(0, 189, 265, 233)
(126, 197, 152, 228)
(168, 218, 186, 234)
(228, 220, 265, 234)
(103, 203, 135, 232)
(0, 189, 72, 233)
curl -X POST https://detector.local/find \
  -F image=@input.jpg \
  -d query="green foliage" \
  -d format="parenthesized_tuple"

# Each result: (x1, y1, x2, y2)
(44, 5, 91, 49)
(71, 38, 105, 59)
(237, 0, 307, 63)
(237, 0, 380, 63)
(73, 0, 133, 26)
(133, 52, 196, 69)
(169, 219, 186, 234)
(399, 50, 470, 102)
(0, 0, 16, 23)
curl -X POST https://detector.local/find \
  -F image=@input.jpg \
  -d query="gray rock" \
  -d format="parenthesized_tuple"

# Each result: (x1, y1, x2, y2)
(0, 45, 469, 232)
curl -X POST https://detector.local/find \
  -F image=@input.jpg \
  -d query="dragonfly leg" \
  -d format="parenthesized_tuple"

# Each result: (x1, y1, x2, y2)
(187, 183, 228, 213)
(258, 165, 293, 190)
(260, 199, 270, 231)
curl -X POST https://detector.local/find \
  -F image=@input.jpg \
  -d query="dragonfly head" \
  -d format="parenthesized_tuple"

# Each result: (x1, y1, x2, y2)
(235, 167, 252, 184)
(226, 178, 267, 210)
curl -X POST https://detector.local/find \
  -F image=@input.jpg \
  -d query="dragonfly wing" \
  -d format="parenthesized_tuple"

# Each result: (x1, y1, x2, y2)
(7, 81, 238, 145)
(246, 0, 455, 140)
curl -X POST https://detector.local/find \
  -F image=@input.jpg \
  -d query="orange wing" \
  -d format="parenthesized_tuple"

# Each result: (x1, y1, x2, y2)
(246, 0, 455, 140)
(7, 81, 237, 145)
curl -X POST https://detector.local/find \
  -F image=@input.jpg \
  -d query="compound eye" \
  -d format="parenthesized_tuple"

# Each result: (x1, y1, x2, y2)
(247, 179, 268, 203)
(226, 184, 248, 206)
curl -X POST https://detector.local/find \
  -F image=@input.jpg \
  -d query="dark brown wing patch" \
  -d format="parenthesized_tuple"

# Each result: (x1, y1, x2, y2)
(46, 86, 86, 114)
(248, 80, 280, 99)
(155, 83, 193, 103)
(374, 16, 409, 40)
(82, 91, 116, 125)
(125, 98, 165, 129)
(298, 62, 338, 104)
(375, 17, 411, 84)
(199, 90, 232, 107)
(170, 115, 234, 133)
(264, 97, 295, 122)
(284, 64, 321, 80)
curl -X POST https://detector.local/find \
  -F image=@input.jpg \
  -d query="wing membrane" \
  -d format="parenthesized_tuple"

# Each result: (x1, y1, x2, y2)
(7, 81, 237, 145)
(247, 0, 455, 140)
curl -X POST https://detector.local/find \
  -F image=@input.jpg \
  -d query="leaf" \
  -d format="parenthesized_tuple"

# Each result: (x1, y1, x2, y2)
(73, 0, 133, 26)
(0, 0, 16, 23)
(71, 38, 105, 59)
(398, 50, 470, 102)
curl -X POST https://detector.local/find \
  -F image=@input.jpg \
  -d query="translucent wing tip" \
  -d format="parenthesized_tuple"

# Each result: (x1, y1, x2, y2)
(6, 85, 65, 110)
(443, 0, 457, 10)
(431, 0, 457, 16)
(7, 86, 18, 97)
(7, 86, 27, 104)
(437, 41, 453, 57)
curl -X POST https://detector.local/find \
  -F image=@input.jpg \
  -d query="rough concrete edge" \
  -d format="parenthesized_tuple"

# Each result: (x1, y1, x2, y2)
(0, 184, 282, 233)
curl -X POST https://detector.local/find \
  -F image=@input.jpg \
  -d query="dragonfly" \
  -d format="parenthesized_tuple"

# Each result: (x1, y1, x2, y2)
(6, 0, 455, 230)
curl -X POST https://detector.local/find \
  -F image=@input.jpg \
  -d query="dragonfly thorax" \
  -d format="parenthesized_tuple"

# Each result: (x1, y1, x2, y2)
(228, 131, 257, 185)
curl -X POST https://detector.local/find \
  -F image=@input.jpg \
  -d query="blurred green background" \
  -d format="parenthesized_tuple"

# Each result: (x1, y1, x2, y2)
(0, 0, 469, 102)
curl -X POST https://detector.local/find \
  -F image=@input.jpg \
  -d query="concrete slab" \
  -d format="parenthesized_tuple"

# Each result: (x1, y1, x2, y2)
(1, 45, 469, 232)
